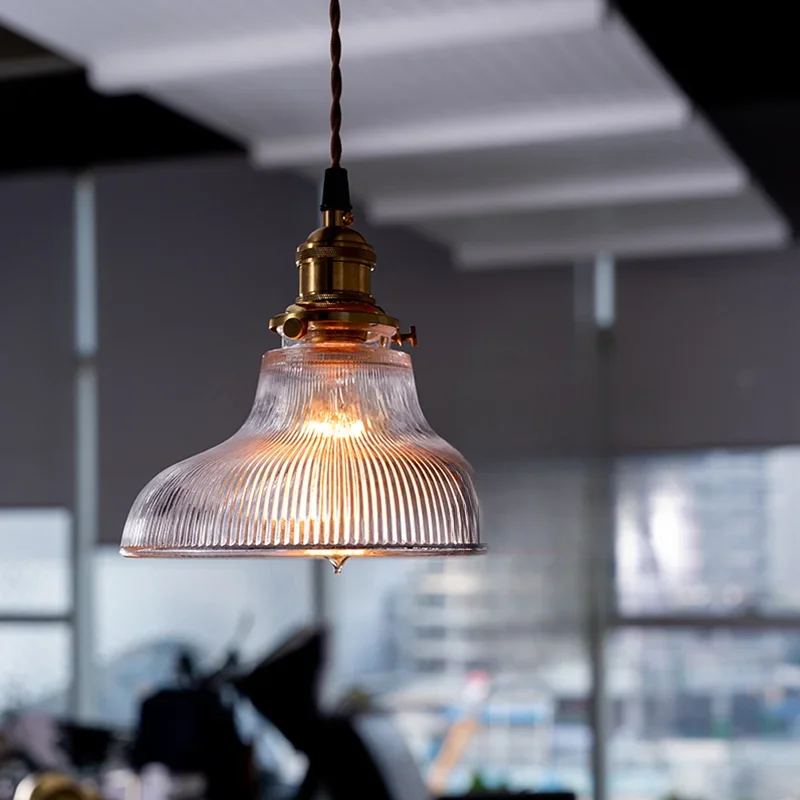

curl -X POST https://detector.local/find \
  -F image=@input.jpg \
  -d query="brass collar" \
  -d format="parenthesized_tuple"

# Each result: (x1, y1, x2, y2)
(270, 211, 406, 344)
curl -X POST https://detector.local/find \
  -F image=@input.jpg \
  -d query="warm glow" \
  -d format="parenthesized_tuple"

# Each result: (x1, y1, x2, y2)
(303, 414, 366, 439)
(121, 343, 482, 566)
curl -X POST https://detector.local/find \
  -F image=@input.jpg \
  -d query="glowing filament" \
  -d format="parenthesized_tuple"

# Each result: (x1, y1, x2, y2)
(303, 415, 365, 439)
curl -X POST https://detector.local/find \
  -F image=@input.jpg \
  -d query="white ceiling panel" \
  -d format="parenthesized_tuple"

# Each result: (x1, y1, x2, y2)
(456, 222, 788, 268)
(249, 97, 689, 166)
(152, 18, 671, 146)
(355, 122, 748, 222)
(442, 194, 790, 267)
(369, 169, 746, 225)
(425, 192, 780, 245)
(350, 123, 734, 196)
(0, 0, 601, 64)
(92, 1, 603, 91)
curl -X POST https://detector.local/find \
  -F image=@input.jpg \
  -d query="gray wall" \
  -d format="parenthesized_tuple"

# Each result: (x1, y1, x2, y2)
(614, 251, 800, 451)
(0, 174, 73, 507)
(2, 156, 800, 542)
(96, 159, 303, 543)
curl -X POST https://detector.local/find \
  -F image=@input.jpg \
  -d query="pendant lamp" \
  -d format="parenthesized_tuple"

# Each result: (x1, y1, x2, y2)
(120, 0, 484, 571)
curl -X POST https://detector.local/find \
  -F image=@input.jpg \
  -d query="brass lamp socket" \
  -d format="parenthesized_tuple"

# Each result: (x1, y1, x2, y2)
(296, 210, 376, 302)
(270, 209, 413, 345)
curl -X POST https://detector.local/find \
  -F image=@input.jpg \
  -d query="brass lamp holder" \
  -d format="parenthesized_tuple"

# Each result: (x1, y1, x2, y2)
(269, 168, 417, 348)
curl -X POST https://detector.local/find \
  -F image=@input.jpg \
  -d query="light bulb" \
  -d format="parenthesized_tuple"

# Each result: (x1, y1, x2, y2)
(121, 338, 482, 570)
(303, 416, 366, 439)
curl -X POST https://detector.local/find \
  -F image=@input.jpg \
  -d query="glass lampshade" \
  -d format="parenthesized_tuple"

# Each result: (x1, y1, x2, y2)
(121, 338, 482, 570)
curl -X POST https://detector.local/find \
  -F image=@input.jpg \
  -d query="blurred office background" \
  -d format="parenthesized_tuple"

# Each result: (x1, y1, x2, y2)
(1, 1, 800, 799)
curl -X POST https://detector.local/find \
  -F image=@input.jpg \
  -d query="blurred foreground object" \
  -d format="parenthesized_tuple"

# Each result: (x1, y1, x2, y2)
(236, 627, 428, 799)
(132, 649, 254, 800)
(13, 774, 98, 800)
(2, 714, 68, 774)
(447, 795, 575, 799)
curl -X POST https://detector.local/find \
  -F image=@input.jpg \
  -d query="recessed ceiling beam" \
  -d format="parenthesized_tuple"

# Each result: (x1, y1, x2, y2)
(455, 221, 789, 270)
(91, 0, 604, 91)
(369, 166, 746, 223)
(252, 97, 689, 167)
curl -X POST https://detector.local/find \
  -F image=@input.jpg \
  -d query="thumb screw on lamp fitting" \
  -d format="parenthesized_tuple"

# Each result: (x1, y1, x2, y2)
(393, 326, 418, 348)
(282, 316, 308, 341)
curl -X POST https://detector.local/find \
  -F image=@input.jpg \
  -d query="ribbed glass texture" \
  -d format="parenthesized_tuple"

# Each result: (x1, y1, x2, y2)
(121, 341, 482, 566)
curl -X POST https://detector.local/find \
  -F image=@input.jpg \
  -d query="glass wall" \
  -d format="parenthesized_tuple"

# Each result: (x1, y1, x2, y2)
(615, 451, 800, 617)
(0, 509, 72, 714)
(610, 449, 800, 800)
(314, 449, 800, 799)
(608, 629, 800, 799)
(326, 462, 593, 796)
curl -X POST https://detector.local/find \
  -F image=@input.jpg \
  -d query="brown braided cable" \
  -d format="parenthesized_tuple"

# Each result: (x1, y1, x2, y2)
(329, 0, 343, 168)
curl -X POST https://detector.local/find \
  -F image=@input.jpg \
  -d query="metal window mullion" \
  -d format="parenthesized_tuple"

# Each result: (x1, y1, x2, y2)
(612, 613, 800, 630)
(574, 254, 616, 800)
(72, 174, 99, 721)
(0, 614, 73, 625)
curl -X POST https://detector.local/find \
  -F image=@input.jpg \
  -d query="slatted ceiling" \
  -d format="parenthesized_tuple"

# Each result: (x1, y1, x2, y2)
(0, 0, 787, 265)
(344, 123, 738, 198)
(152, 20, 672, 147)
(0, 0, 321, 53)
(459, 224, 789, 269)
(442, 194, 790, 267)
(154, 72, 328, 144)
(422, 193, 780, 245)
(0, 0, 595, 57)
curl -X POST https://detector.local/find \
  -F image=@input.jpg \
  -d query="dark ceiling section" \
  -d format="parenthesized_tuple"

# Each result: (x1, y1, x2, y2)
(617, 1, 800, 232)
(0, 25, 240, 175)
(0, 24, 53, 60)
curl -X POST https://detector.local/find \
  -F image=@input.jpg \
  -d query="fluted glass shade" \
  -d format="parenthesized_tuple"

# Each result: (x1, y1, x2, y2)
(121, 340, 482, 569)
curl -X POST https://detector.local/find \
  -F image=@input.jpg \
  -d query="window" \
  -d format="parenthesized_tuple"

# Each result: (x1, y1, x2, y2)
(323, 449, 800, 799)
(0, 509, 73, 713)
(608, 629, 800, 800)
(612, 449, 800, 800)
(327, 462, 592, 796)
(615, 451, 800, 617)
(0, 509, 71, 615)
(0, 625, 71, 714)
(92, 551, 315, 727)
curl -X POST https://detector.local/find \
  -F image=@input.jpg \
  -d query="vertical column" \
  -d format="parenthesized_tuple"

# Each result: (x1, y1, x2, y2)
(312, 559, 328, 624)
(574, 253, 616, 800)
(72, 174, 98, 721)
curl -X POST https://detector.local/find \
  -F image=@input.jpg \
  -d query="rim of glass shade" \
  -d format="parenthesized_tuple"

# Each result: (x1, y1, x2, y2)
(121, 543, 486, 558)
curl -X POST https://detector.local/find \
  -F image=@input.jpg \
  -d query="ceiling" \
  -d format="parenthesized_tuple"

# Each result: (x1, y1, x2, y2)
(0, 0, 793, 268)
